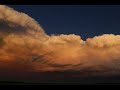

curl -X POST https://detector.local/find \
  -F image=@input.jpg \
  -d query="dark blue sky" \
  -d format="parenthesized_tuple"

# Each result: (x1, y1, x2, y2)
(9, 5, 120, 40)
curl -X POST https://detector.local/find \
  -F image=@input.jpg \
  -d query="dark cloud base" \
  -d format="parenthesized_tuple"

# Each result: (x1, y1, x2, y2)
(0, 61, 120, 84)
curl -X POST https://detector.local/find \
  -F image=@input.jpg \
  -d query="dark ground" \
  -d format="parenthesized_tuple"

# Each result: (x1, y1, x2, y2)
(0, 71, 120, 85)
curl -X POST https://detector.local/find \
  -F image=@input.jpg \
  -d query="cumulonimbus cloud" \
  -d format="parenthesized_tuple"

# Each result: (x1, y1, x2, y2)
(0, 5, 120, 76)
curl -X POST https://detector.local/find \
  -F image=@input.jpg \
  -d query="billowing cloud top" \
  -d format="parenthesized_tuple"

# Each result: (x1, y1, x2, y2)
(0, 5, 120, 77)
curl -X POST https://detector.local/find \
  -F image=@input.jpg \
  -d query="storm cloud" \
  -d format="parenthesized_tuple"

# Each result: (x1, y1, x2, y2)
(0, 5, 120, 76)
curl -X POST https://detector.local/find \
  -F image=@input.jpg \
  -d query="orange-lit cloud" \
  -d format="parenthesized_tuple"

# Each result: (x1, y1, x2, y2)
(0, 5, 120, 76)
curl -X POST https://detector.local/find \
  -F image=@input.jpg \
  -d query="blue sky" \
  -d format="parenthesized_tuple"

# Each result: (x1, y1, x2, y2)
(9, 5, 120, 40)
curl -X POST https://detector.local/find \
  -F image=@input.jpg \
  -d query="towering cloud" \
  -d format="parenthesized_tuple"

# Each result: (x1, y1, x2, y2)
(0, 5, 48, 41)
(0, 5, 120, 76)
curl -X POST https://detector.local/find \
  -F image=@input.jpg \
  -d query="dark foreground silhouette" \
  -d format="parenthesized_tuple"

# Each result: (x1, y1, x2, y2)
(0, 71, 120, 85)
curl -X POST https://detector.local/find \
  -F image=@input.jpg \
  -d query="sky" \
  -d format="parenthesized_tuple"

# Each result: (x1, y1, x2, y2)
(8, 5, 120, 40)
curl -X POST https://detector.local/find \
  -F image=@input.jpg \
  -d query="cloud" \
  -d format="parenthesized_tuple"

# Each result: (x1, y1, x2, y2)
(0, 5, 120, 76)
